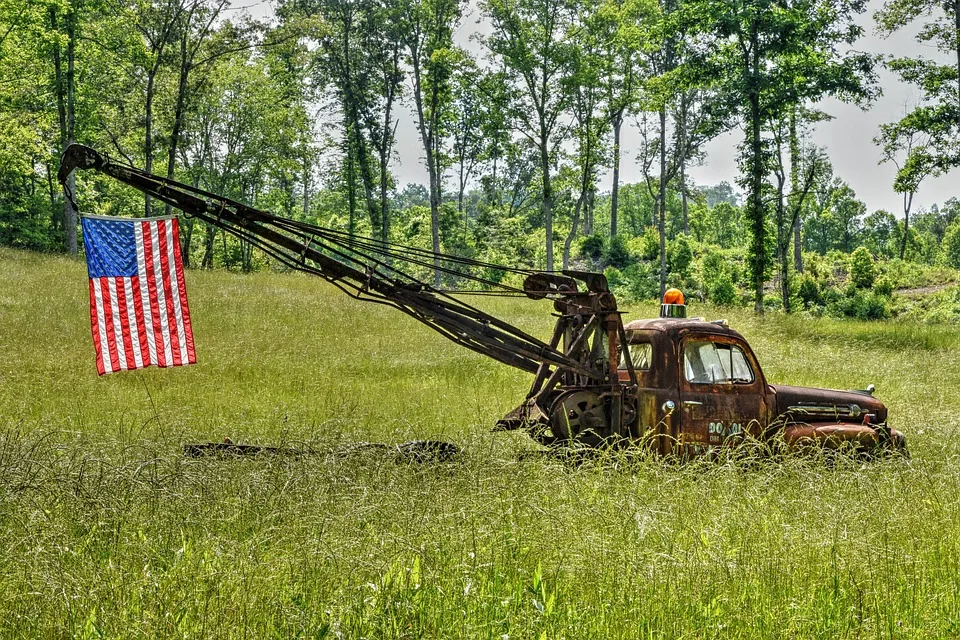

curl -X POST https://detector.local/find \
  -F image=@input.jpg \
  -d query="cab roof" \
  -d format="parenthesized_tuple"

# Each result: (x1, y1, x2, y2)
(623, 317, 744, 341)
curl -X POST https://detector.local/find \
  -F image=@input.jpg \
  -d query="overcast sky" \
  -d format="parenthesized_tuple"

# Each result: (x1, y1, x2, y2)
(247, 0, 955, 216)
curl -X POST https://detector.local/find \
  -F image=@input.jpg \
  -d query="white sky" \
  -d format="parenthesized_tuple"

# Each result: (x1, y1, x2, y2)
(247, 0, 956, 216)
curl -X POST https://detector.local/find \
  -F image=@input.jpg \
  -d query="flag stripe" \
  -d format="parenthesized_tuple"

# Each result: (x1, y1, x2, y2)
(164, 221, 188, 364)
(122, 277, 144, 369)
(135, 227, 157, 364)
(100, 278, 121, 374)
(131, 275, 150, 367)
(89, 280, 105, 375)
(157, 220, 182, 366)
(114, 278, 136, 370)
(171, 221, 196, 363)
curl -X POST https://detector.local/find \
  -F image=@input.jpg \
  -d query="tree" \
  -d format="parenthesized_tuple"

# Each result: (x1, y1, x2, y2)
(698, 0, 877, 312)
(876, 0, 960, 184)
(770, 112, 829, 311)
(403, 0, 463, 285)
(589, 0, 654, 239)
(450, 59, 485, 223)
(876, 120, 934, 259)
(484, 0, 578, 271)
(49, 0, 81, 251)
(849, 246, 875, 289)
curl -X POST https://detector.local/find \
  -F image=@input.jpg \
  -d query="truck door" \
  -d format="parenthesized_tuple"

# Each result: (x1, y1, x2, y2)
(678, 336, 765, 454)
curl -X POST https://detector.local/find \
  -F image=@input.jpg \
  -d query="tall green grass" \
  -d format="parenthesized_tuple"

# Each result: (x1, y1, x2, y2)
(2, 247, 960, 638)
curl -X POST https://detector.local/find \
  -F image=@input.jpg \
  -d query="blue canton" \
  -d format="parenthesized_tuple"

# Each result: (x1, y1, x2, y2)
(82, 218, 138, 278)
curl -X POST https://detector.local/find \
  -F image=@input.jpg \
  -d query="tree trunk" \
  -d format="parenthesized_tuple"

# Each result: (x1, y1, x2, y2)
(51, 5, 78, 254)
(303, 151, 310, 219)
(541, 133, 554, 271)
(165, 31, 190, 218)
(563, 194, 585, 269)
(610, 112, 622, 239)
(789, 108, 803, 273)
(900, 191, 913, 259)
(658, 107, 667, 298)
(680, 160, 688, 235)
(346, 132, 357, 237)
(748, 19, 765, 314)
(64, 3, 77, 253)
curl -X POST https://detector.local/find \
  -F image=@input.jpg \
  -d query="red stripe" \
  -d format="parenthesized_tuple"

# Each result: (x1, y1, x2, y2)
(89, 280, 105, 376)
(100, 279, 121, 373)
(141, 221, 166, 367)
(131, 275, 150, 366)
(114, 278, 136, 370)
(157, 220, 183, 366)
(171, 219, 196, 363)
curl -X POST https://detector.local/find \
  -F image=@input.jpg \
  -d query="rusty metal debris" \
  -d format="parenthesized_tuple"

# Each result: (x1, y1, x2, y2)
(183, 438, 462, 463)
(60, 145, 907, 460)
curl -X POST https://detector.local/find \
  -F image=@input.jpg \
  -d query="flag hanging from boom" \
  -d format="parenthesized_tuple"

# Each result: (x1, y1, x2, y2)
(81, 214, 196, 375)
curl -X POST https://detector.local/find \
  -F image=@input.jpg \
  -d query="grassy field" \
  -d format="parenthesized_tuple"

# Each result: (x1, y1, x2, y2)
(2, 246, 960, 639)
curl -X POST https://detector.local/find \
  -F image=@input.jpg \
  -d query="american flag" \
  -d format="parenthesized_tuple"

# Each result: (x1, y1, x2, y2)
(81, 214, 196, 375)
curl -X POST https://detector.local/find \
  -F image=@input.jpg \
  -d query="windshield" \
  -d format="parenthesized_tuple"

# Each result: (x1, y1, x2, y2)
(684, 340, 754, 384)
(619, 342, 652, 370)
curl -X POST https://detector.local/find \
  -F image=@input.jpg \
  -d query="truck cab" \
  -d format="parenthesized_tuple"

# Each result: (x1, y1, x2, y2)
(619, 311, 906, 456)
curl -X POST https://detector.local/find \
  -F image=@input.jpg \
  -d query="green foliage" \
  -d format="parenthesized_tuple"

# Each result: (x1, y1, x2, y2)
(943, 220, 960, 269)
(708, 271, 737, 305)
(604, 234, 633, 269)
(828, 289, 891, 321)
(578, 233, 605, 262)
(637, 227, 660, 261)
(849, 246, 876, 289)
(797, 274, 822, 309)
(667, 234, 692, 275)
(873, 275, 893, 298)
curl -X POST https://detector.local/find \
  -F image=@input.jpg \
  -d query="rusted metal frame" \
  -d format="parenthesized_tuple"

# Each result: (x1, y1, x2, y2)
(605, 314, 623, 436)
(617, 318, 639, 388)
(526, 319, 566, 399)
(535, 315, 604, 409)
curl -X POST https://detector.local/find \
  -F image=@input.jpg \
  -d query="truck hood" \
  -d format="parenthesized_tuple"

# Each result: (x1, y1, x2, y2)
(771, 384, 887, 424)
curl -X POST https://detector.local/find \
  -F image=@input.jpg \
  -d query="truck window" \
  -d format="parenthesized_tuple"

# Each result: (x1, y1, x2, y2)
(620, 342, 652, 370)
(684, 340, 754, 384)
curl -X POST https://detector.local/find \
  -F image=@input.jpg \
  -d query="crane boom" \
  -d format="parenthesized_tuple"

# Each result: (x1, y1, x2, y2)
(60, 145, 602, 374)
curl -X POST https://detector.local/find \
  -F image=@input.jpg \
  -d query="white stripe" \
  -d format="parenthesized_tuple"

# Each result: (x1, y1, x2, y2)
(123, 277, 144, 369)
(106, 279, 128, 370)
(165, 221, 188, 362)
(92, 279, 113, 374)
(135, 224, 157, 365)
(151, 221, 174, 365)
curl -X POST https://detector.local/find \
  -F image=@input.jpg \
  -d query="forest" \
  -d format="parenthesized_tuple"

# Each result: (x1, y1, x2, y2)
(2, 0, 960, 319)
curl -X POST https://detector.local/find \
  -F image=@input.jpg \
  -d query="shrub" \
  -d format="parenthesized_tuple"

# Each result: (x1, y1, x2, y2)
(605, 235, 633, 269)
(701, 250, 725, 283)
(828, 289, 891, 321)
(797, 274, 821, 309)
(622, 263, 659, 300)
(873, 275, 893, 297)
(849, 246, 876, 289)
(638, 227, 659, 261)
(708, 272, 737, 305)
(943, 220, 960, 268)
(578, 233, 605, 262)
(667, 234, 693, 275)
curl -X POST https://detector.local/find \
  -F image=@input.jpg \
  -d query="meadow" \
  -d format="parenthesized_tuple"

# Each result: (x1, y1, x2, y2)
(2, 246, 960, 638)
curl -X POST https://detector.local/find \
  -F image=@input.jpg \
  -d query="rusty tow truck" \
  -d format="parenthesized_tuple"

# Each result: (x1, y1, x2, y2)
(59, 144, 906, 458)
